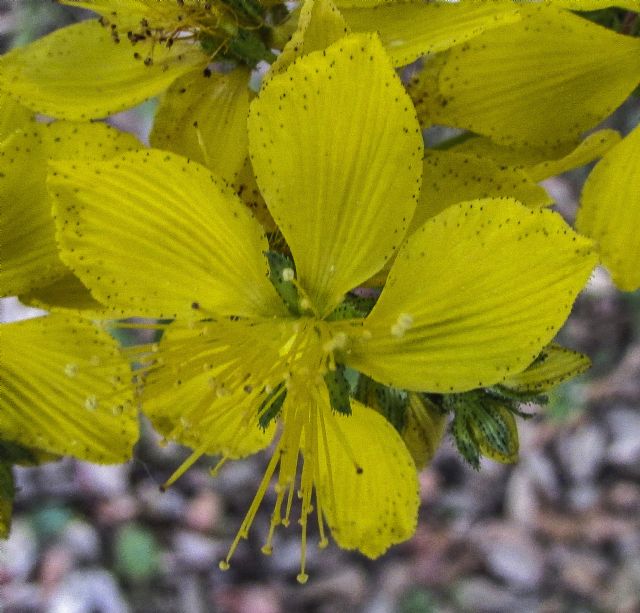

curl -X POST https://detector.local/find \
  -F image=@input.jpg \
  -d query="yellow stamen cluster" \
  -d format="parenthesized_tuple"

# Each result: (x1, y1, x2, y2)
(96, 0, 264, 66)
(131, 315, 358, 581)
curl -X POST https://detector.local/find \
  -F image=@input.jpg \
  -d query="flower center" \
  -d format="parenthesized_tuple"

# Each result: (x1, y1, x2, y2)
(135, 315, 359, 582)
(98, 0, 281, 67)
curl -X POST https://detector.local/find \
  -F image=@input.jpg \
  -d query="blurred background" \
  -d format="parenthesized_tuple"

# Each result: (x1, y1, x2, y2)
(1, 2, 640, 612)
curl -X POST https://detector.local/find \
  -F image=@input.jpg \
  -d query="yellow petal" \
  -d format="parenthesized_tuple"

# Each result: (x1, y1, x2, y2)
(268, 0, 350, 77)
(527, 130, 622, 182)
(551, 0, 640, 10)
(317, 399, 419, 558)
(232, 157, 277, 233)
(0, 20, 205, 120)
(59, 0, 153, 20)
(341, 0, 521, 67)
(0, 92, 32, 140)
(427, 6, 640, 146)
(0, 315, 138, 463)
(50, 150, 285, 319)
(140, 323, 277, 460)
(450, 129, 622, 182)
(412, 150, 552, 228)
(347, 198, 597, 392)
(150, 69, 250, 182)
(503, 344, 591, 393)
(20, 273, 106, 316)
(576, 124, 640, 291)
(0, 121, 141, 297)
(249, 34, 423, 316)
(0, 130, 60, 297)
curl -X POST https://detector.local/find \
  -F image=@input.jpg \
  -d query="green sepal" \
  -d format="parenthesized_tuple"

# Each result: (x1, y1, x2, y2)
(258, 383, 287, 430)
(450, 404, 481, 470)
(328, 293, 377, 321)
(486, 385, 548, 409)
(0, 463, 14, 539)
(324, 365, 352, 416)
(445, 391, 520, 469)
(355, 375, 408, 433)
(265, 251, 300, 315)
(402, 394, 448, 469)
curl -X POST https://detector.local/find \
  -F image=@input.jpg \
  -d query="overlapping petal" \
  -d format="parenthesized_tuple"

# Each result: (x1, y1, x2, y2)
(340, 0, 521, 67)
(450, 130, 622, 182)
(150, 69, 250, 182)
(0, 315, 138, 463)
(140, 322, 280, 459)
(269, 0, 350, 77)
(0, 20, 205, 120)
(0, 92, 32, 140)
(1, 121, 140, 297)
(412, 150, 551, 228)
(503, 344, 591, 393)
(576, 124, 640, 291)
(317, 399, 419, 558)
(249, 33, 423, 316)
(347, 198, 597, 392)
(50, 150, 285, 319)
(424, 6, 640, 147)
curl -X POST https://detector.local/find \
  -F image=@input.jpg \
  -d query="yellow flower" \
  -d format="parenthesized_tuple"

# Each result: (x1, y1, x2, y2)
(49, 34, 595, 578)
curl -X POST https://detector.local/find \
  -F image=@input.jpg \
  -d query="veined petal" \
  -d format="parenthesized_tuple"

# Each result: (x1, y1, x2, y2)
(150, 69, 250, 183)
(1, 121, 140, 297)
(0, 315, 138, 463)
(138, 320, 282, 459)
(232, 158, 277, 233)
(0, 130, 59, 296)
(40, 119, 142, 158)
(347, 198, 597, 392)
(341, 0, 521, 67)
(50, 150, 285, 319)
(503, 344, 591, 393)
(268, 0, 350, 77)
(451, 130, 622, 182)
(426, 6, 640, 147)
(0, 20, 205, 120)
(317, 399, 419, 558)
(249, 34, 423, 316)
(412, 150, 551, 229)
(576, 124, 640, 291)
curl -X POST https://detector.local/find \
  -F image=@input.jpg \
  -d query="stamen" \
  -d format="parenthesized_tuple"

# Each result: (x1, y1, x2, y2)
(219, 438, 283, 570)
